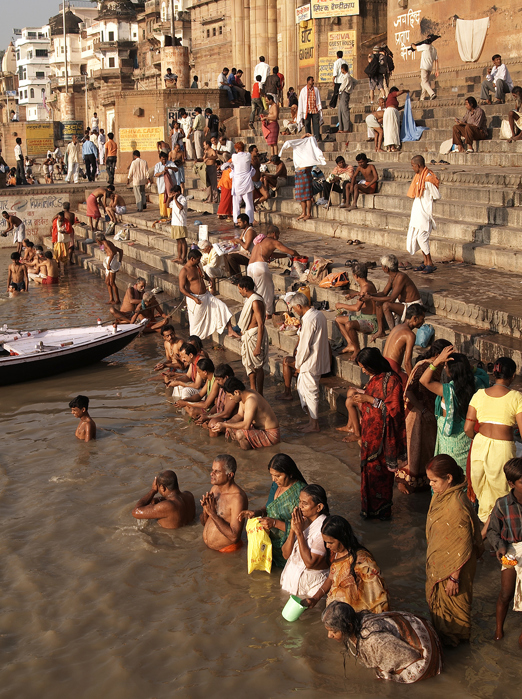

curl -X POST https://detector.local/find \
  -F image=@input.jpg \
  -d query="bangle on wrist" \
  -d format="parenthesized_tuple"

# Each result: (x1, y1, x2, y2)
(429, 363, 437, 371)
(449, 575, 459, 584)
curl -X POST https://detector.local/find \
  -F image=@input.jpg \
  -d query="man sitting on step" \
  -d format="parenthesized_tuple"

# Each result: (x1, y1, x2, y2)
(335, 262, 378, 360)
(452, 97, 488, 154)
(345, 153, 378, 210)
(480, 54, 513, 105)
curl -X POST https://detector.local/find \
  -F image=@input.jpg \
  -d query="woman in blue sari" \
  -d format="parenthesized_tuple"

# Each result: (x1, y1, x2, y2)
(420, 346, 478, 471)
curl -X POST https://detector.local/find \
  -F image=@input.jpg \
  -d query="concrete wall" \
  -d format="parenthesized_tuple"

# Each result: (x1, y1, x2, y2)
(389, 0, 522, 75)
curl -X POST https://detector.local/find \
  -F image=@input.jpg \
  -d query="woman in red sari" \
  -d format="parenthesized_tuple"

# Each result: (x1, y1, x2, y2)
(352, 348, 407, 521)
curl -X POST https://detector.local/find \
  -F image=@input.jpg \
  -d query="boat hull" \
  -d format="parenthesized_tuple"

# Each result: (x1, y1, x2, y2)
(0, 327, 142, 386)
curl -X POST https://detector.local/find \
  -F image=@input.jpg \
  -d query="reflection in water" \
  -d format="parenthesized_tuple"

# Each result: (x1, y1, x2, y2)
(1, 252, 521, 698)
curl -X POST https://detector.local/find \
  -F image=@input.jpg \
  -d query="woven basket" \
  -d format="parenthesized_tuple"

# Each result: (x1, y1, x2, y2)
(272, 298, 289, 328)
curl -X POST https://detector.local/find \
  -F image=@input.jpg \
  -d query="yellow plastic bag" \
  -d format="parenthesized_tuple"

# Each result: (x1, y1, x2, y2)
(246, 517, 272, 574)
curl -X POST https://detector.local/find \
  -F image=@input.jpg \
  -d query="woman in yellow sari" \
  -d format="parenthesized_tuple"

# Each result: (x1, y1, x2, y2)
(425, 454, 484, 646)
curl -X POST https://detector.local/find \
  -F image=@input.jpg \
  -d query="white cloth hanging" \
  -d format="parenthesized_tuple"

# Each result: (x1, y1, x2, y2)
(278, 137, 326, 169)
(455, 18, 490, 62)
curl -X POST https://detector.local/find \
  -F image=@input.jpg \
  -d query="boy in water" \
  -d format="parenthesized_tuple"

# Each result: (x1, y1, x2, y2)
(69, 395, 96, 441)
(7, 251, 29, 293)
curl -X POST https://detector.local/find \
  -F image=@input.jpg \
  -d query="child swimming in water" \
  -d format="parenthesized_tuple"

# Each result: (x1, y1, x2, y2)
(69, 395, 97, 442)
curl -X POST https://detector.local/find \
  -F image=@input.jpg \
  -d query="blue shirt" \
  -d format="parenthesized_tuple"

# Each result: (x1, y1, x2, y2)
(82, 140, 98, 157)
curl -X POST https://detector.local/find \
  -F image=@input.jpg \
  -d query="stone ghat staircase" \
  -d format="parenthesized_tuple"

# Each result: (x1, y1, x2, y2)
(42, 191, 522, 409)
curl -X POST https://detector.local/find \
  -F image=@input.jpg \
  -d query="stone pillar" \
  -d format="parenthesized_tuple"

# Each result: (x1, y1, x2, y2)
(232, 0, 245, 75)
(244, 0, 251, 84)
(281, 0, 298, 91)
(60, 92, 76, 121)
(162, 46, 190, 88)
(267, 0, 277, 68)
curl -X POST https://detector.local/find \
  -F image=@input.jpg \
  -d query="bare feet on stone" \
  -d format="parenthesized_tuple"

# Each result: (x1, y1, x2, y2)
(276, 392, 293, 401)
(371, 331, 387, 343)
(342, 433, 360, 443)
(299, 423, 321, 433)
(336, 424, 353, 432)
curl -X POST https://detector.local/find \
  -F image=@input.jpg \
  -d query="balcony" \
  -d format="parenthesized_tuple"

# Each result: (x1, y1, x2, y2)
(50, 75, 86, 88)
(145, 0, 162, 14)
(93, 38, 136, 51)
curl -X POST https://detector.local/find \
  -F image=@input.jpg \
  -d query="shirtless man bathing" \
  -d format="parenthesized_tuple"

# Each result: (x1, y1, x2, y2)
(69, 395, 96, 441)
(212, 376, 280, 449)
(335, 262, 378, 360)
(382, 303, 425, 387)
(2, 211, 26, 254)
(96, 233, 123, 304)
(7, 252, 29, 293)
(131, 291, 168, 332)
(132, 470, 195, 529)
(110, 277, 146, 322)
(201, 454, 248, 553)
(360, 253, 422, 340)
(32, 251, 60, 285)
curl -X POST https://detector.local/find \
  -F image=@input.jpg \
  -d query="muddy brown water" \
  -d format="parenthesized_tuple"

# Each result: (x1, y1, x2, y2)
(0, 252, 520, 699)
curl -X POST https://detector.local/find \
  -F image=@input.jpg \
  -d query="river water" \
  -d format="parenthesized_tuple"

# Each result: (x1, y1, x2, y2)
(0, 252, 520, 699)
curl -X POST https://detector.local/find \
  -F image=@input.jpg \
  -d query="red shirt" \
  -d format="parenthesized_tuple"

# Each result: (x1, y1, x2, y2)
(386, 92, 399, 109)
(252, 82, 260, 99)
(277, 72, 285, 90)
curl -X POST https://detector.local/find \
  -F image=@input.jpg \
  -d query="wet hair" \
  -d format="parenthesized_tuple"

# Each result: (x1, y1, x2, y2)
(493, 357, 517, 380)
(69, 395, 89, 410)
(356, 347, 392, 375)
(11, 252, 20, 260)
(418, 338, 452, 362)
(237, 213, 250, 225)
(35, 245, 43, 252)
(321, 515, 369, 578)
(157, 469, 179, 490)
(214, 363, 234, 379)
(215, 453, 237, 474)
(24, 240, 34, 247)
(161, 324, 176, 335)
(405, 303, 425, 319)
(322, 601, 364, 641)
(224, 376, 245, 394)
(237, 275, 255, 291)
(197, 357, 215, 373)
(267, 454, 307, 483)
(44, 251, 53, 259)
(188, 335, 203, 352)
(352, 262, 367, 279)
(465, 96, 478, 109)
(411, 154, 425, 167)
(180, 342, 197, 357)
(445, 352, 476, 419)
(133, 150, 140, 157)
(504, 457, 522, 484)
(356, 153, 368, 162)
(426, 454, 465, 485)
(492, 54, 501, 61)
(380, 253, 398, 272)
(301, 484, 330, 516)
(187, 249, 202, 261)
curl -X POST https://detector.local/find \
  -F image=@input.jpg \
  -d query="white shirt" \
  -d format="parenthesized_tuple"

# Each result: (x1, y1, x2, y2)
(217, 72, 228, 88)
(171, 194, 187, 227)
(332, 57, 348, 83)
(487, 63, 513, 90)
(295, 307, 330, 375)
(14, 144, 22, 159)
(280, 514, 328, 595)
(179, 115, 193, 140)
(154, 160, 175, 194)
(91, 117, 99, 130)
(217, 140, 233, 154)
(66, 141, 81, 164)
(98, 133, 106, 146)
(339, 70, 353, 94)
(416, 44, 437, 71)
(253, 61, 270, 86)
(128, 157, 149, 186)
(231, 151, 254, 196)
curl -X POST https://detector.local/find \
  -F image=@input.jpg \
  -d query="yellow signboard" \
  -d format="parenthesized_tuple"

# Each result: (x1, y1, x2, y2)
(119, 126, 165, 153)
(311, 0, 359, 19)
(299, 21, 315, 67)
(26, 123, 54, 156)
(328, 30, 356, 59)
(318, 58, 335, 83)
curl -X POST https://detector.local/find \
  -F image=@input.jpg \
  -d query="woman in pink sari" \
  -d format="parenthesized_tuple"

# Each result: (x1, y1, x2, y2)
(261, 94, 280, 156)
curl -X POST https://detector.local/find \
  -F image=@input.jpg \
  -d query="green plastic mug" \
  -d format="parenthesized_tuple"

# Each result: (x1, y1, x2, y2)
(282, 594, 306, 622)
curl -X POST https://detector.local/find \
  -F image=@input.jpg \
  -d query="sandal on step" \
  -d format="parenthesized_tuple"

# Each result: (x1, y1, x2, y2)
(413, 264, 426, 271)
(421, 265, 437, 274)
(346, 239, 354, 245)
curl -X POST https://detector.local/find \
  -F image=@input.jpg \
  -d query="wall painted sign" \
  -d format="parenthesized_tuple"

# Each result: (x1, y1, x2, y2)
(299, 21, 315, 67)
(296, 4, 311, 23)
(60, 121, 84, 141)
(0, 192, 69, 244)
(26, 123, 54, 156)
(318, 58, 335, 83)
(311, 0, 359, 19)
(119, 126, 165, 153)
(394, 9, 421, 61)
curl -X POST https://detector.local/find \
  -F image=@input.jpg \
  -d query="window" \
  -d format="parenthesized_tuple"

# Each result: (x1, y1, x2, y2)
(18, 66, 23, 79)
(23, 69, 27, 80)
(16, 51, 20, 60)
(61, 46, 64, 54)
(206, 29, 209, 38)
(28, 31, 36, 38)
(36, 71, 44, 78)
(19, 90, 23, 99)
(35, 49, 48, 57)
(101, 32, 104, 41)
(24, 90, 27, 98)
(108, 31, 114, 41)
(30, 88, 34, 98)
(142, 29, 145, 39)
(219, 26, 223, 35)
(27, 50, 33, 59)
(109, 57, 115, 68)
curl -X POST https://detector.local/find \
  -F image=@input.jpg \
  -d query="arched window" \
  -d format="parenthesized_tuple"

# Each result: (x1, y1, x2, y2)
(30, 88, 34, 99)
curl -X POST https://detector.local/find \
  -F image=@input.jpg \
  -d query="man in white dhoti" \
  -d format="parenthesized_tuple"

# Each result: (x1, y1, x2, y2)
(199, 239, 224, 295)
(383, 87, 409, 152)
(231, 142, 255, 224)
(179, 249, 240, 340)
(247, 225, 299, 318)
(288, 293, 330, 433)
(406, 155, 440, 275)
(237, 275, 269, 395)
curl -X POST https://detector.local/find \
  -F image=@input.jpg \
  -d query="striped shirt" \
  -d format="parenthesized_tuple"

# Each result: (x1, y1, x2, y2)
(307, 86, 318, 114)
(487, 490, 522, 549)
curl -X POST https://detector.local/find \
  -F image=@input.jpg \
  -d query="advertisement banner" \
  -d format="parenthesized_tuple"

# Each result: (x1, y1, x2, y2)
(299, 21, 315, 67)
(296, 4, 311, 23)
(119, 126, 165, 153)
(61, 120, 84, 141)
(318, 58, 335, 83)
(25, 123, 54, 156)
(311, 0, 359, 19)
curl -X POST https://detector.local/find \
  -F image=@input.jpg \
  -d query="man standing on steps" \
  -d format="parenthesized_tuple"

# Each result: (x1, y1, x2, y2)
(231, 141, 255, 225)
(193, 107, 205, 161)
(82, 135, 98, 182)
(247, 225, 299, 318)
(288, 292, 330, 433)
(297, 76, 322, 142)
(337, 63, 353, 133)
(65, 135, 81, 184)
(406, 155, 440, 275)
(330, 50, 348, 109)
(253, 55, 270, 91)
(410, 40, 439, 101)
(127, 150, 150, 212)
(178, 109, 194, 161)
(237, 276, 269, 396)
(105, 132, 118, 185)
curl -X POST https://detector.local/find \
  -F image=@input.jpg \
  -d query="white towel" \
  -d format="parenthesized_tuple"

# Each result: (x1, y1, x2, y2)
(455, 18, 490, 63)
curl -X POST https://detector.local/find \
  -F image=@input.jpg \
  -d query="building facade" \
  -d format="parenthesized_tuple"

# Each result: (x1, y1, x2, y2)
(15, 26, 52, 121)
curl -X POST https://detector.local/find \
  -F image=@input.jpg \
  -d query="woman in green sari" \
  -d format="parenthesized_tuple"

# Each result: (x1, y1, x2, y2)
(420, 346, 477, 471)
(238, 454, 307, 568)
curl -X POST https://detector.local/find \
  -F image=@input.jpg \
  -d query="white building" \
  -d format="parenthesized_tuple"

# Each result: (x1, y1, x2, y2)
(15, 26, 51, 121)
